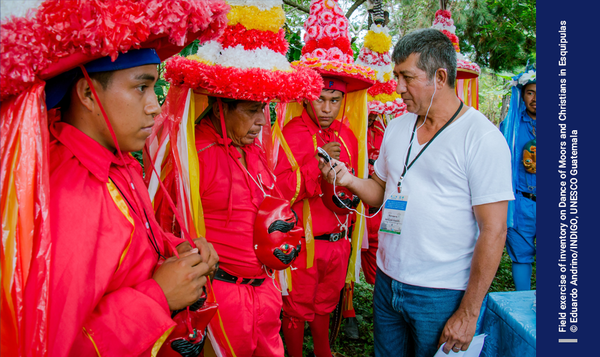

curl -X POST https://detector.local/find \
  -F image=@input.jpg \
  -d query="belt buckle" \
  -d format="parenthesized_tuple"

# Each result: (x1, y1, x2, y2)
(330, 233, 341, 242)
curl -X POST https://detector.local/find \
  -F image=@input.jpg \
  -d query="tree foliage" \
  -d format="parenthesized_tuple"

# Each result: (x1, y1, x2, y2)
(454, 0, 536, 72)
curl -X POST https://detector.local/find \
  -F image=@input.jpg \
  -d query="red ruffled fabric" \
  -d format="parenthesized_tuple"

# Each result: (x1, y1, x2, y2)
(164, 56, 323, 103)
(293, 57, 376, 92)
(368, 80, 397, 97)
(220, 24, 288, 55)
(1, 0, 229, 100)
(301, 37, 351, 56)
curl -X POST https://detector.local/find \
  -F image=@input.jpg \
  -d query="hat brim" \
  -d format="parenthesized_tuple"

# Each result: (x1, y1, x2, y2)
(457, 68, 479, 80)
(165, 56, 324, 103)
(294, 58, 376, 93)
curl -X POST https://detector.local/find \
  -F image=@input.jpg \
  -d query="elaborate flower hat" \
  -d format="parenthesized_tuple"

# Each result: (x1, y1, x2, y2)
(355, 2, 406, 117)
(163, 0, 323, 103)
(295, 0, 376, 92)
(1, 0, 230, 100)
(431, 9, 480, 79)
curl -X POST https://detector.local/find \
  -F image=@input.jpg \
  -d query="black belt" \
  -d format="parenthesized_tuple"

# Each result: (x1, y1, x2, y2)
(520, 191, 536, 202)
(314, 231, 346, 242)
(214, 268, 264, 287)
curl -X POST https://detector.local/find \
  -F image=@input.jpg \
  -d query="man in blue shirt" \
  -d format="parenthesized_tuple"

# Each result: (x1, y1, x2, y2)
(500, 68, 536, 291)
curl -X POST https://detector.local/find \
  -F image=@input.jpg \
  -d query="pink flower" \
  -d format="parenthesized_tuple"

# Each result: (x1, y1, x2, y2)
(311, 48, 328, 60)
(310, 1, 323, 14)
(333, 3, 344, 16)
(306, 15, 318, 27)
(327, 47, 344, 61)
(335, 17, 348, 32)
(324, 0, 338, 10)
(306, 26, 321, 40)
(324, 24, 341, 39)
(319, 10, 335, 24)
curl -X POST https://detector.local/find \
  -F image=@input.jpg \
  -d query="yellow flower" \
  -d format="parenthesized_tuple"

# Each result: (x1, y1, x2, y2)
(368, 93, 402, 103)
(187, 54, 213, 65)
(363, 30, 392, 54)
(227, 5, 285, 33)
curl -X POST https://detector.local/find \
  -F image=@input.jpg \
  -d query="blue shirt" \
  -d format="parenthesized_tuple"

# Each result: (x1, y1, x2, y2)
(514, 111, 536, 194)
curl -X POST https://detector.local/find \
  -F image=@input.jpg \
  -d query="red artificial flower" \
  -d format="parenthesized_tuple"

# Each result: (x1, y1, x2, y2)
(221, 24, 288, 54)
(435, 9, 452, 19)
(334, 37, 352, 55)
(302, 39, 318, 55)
(368, 80, 397, 97)
(317, 37, 334, 50)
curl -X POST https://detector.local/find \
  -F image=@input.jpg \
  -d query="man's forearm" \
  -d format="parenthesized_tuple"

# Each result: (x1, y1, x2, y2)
(458, 226, 507, 316)
(346, 174, 386, 207)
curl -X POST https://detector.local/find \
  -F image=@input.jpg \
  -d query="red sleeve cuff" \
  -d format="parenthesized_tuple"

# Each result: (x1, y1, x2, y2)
(134, 278, 171, 314)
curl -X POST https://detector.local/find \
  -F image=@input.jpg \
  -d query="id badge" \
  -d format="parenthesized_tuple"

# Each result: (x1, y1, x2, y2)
(379, 193, 408, 235)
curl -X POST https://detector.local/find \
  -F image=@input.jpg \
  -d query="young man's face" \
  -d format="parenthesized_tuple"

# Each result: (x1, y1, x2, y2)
(304, 89, 344, 129)
(368, 113, 378, 127)
(220, 100, 267, 147)
(92, 64, 161, 152)
(394, 53, 436, 116)
(523, 83, 536, 117)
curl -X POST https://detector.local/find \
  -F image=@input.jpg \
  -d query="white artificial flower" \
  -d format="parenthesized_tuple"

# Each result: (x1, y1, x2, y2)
(196, 41, 223, 63)
(217, 45, 291, 71)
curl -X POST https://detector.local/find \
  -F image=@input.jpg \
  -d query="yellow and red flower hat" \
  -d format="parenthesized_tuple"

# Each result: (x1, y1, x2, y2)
(294, 0, 375, 93)
(355, 10, 406, 117)
(163, 0, 323, 103)
(431, 9, 480, 79)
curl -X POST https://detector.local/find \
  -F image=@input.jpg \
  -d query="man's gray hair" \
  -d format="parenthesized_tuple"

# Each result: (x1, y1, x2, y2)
(391, 28, 457, 88)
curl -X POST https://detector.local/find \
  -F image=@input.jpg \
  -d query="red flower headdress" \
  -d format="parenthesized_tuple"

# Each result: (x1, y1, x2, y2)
(163, 0, 323, 103)
(0, 0, 230, 100)
(295, 0, 375, 92)
(431, 9, 480, 79)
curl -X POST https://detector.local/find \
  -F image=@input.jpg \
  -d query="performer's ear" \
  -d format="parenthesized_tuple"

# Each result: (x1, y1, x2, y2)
(74, 77, 95, 112)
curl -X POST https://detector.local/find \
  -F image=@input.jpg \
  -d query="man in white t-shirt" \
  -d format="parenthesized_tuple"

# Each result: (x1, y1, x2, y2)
(318, 28, 514, 357)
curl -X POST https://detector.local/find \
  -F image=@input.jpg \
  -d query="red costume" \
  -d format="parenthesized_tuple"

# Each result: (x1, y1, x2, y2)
(362, 119, 386, 285)
(274, 110, 357, 321)
(195, 119, 284, 356)
(36, 122, 182, 356)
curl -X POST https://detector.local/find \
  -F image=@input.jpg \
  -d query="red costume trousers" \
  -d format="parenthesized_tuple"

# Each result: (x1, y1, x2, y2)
(282, 238, 351, 321)
(209, 278, 284, 356)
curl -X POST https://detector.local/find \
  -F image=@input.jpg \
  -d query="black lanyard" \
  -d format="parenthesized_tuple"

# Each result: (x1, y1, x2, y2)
(398, 101, 464, 192)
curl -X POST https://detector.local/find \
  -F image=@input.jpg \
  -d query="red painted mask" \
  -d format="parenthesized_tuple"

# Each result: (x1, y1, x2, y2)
(320, 165, 360, 215)
(253, 196, 303, 271)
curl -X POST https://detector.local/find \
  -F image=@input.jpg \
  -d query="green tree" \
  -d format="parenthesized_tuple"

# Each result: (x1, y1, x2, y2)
(454, 0, 536, 72)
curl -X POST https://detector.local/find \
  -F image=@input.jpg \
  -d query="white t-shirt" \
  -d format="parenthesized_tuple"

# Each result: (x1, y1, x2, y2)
(373, 107, 514, 290)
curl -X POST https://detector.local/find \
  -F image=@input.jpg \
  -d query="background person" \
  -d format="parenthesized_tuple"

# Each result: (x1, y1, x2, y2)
(500, 66, 537, 291)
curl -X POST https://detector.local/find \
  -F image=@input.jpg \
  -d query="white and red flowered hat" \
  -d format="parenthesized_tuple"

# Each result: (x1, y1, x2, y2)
(0, 0, 230, 100)
(163, 0, 323, 103)
(431, 9, 481, 79)
(295, 0, 375, 93)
